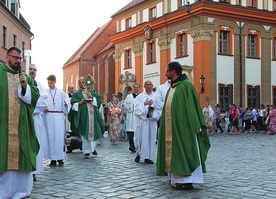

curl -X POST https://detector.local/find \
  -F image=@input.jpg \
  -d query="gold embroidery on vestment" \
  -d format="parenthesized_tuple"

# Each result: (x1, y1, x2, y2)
(165, 87, 176, 172)
(7, 73, 20, 169)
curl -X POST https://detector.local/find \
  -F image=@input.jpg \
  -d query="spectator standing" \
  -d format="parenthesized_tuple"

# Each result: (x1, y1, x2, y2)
(29, 64, 49, 181)
(251, 106, 258, 132)
(229, 104, 239, 135)
(203, 102, 214, 134)
(267, 104, 276, 135)
(156, 61, 210, 190)
(224, 108, 230, 132)
(258, 104, 267, 132)
(44, 75, 70, 166)
(107, 97, 123, 144)
(214, 104, 224, 134)
(0, 47, 40, 198)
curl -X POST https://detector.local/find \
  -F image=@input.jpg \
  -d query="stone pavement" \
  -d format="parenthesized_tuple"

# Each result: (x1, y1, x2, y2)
(28, 132, 276, 199)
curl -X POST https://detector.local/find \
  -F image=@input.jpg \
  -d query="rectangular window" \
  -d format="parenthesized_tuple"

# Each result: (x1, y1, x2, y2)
(124, 49, 132, 68)
(179, 33, 187, 57)
(22, 41, 26, 59)
(126, 18, 131, 29)
(147, 40, 156, 64)
(247, 0, 257, 7)
(13, 34, 17, 47)
(219, 85, 233, 112)
(247, 85, 260, 108)
(220, 31, 229, 54)
(274, 37, 276, 59)
(2, 25, 7, 48)
(149, 7, 157, 20)
(180, 0, 187, 7)
(248, 34, 256, 57)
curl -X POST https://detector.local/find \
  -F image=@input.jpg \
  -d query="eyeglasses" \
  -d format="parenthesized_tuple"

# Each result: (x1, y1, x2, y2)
(145, 84, 152, 86)
(8, 54, 23, 61)
(166, 69, 172, 72)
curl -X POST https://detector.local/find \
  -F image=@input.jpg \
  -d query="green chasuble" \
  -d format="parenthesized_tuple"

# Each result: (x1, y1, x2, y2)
(68, 88, 103, 140)
(0, 64, 40, 173)
(156, 77, 210, 176)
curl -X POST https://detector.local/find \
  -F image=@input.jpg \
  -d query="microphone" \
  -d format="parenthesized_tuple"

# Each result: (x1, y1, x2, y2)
(18, 64, 24, 83)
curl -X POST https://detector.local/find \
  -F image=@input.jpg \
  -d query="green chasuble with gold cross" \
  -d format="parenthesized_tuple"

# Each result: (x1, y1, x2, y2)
(0, 63, 40, 173)
(156, 77, 210, 176)
(68, 88, 103, 141)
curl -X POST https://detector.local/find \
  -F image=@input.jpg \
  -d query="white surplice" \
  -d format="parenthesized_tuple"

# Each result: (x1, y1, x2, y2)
(32, 82, 48, 174)
(124, 93, 139, 132)
(134, 90, 162, 161)
(43, 87, 69, 160)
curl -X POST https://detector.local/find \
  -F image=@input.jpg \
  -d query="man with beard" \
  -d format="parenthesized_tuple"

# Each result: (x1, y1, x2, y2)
(156, 61, 210, 190)
(0, 47, 40, 198)
(29, 64, 48, 181)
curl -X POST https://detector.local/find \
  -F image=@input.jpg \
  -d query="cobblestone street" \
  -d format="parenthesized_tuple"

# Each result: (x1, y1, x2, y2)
(28, 132, 276, 199)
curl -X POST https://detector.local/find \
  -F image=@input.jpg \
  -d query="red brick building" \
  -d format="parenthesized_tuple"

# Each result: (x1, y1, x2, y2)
(62, 20, 116, 103)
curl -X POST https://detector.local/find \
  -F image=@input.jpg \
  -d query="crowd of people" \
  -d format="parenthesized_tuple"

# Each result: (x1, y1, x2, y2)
(3, 46, 274, 197)
(203, 102, 276, 136)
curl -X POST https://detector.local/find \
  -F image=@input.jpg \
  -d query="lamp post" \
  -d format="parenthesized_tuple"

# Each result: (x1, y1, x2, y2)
(200, 75, 205, 93)
(185, 2, 200, 21)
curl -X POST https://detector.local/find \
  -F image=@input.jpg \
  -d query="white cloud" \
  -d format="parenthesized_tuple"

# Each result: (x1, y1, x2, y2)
(20, 0, 132, 89)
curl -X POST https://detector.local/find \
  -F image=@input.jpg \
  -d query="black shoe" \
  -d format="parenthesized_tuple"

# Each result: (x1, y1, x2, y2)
(135, 155, 140, 163)
(92, 150, 97, 155)
(33, 174, 37, 181)
(144, 159, 154, 164)
(84, 153, 90, 159)
(129, 147, 136, 153)
(57, 160, 64, 166)
(49, 160, 56, 167)
(172, 183, 194, 190)
(183, 183, 194, 190)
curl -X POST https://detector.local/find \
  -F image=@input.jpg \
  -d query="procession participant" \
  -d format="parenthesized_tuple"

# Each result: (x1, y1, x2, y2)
(134, 80, 162, 164)
(156, 61, 210, 190)
(44, 75, 70, 166)
(68, 77, 103, 158)
(0, 47, 40, 198)
(29, 64, 48, 181)
(123, 83, 140, 152)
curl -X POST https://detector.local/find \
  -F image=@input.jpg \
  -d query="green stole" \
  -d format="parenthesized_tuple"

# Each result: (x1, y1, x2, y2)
(0, 64, 40, 173)
(156, 79, 210, 176)
(68, 88, 103, 140)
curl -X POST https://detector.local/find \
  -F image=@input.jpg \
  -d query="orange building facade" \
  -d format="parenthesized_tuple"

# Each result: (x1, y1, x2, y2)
(110, 0, 276, 110)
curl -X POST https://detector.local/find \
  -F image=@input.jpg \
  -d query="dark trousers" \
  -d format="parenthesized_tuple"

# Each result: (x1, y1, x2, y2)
(215, 118, 224, 133)
(127, 131, 135, 150)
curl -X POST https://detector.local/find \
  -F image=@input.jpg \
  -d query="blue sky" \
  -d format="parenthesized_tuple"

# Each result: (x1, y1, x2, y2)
(20, 0, 132, 88)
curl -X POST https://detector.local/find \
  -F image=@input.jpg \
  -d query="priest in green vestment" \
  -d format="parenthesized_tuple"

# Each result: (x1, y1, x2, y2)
(156, 61, 210, 190)
(68, 76, 103, 158)
(0, 47, 40, 198)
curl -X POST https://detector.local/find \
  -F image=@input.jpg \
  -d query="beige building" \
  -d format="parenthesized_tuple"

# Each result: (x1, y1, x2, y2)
(109, 0, 276, 110)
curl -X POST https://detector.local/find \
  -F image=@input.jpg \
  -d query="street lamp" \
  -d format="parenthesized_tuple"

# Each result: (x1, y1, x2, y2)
(200, 75, 205, 93)
(185, 2, 200, 21)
